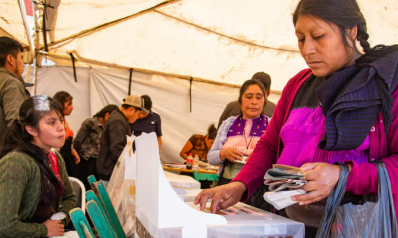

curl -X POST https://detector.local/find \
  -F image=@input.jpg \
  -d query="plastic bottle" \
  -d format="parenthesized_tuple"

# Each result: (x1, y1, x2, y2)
(192, 154, 200, 170)
(188, 153, 194, 162)
(186, 159, 192, 170)
(186, 153, 193, 169)
(194, 154, 200, 162)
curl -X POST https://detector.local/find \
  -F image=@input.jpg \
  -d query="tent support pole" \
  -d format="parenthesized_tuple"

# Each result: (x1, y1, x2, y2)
(69, 53, 78, 82)
(189, 77, 193, 113)
(128, 68, 133, 95)
(33, 1, 40, 95)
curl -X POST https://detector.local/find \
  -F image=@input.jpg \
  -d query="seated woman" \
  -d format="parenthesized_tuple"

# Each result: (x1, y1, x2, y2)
(208, 79, 269, 186)
(180, 124, 217, 162)
(0, 95, 76, 238)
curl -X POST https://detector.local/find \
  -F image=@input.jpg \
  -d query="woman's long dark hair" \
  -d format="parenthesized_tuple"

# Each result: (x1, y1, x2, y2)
(53, 91, 73, 111)
(0, 95, 65, 206)
(293, 0, 398, 133)
(207, 124, 217, 140)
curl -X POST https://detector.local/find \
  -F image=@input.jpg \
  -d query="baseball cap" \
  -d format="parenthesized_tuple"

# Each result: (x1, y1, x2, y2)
(123, 95, 149, 113)
(252, 72, 271, 90)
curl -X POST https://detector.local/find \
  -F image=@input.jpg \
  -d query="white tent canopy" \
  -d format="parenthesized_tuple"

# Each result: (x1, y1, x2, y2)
(44, 0, 398, 91)
(0, 0, 34, 51)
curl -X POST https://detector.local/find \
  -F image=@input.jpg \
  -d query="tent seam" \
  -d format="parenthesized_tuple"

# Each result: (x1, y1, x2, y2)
(153, 10, 300, 53)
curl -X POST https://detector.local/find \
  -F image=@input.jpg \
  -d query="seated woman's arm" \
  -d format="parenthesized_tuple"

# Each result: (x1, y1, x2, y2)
(207, 121, 228, 166)
(180, 138, 194, 160)
(54, 150, 77, 226)
(0, 155, 48, 237)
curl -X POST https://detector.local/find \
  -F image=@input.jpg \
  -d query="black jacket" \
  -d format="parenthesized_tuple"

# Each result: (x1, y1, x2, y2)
(96, 110, 131, 180)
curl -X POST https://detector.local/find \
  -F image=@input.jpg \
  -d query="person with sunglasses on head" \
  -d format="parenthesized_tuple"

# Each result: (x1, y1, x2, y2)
(0, 95, 76, 238)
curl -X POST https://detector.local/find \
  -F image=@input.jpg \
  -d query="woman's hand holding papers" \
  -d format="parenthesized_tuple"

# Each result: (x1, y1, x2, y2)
(291, 163, 342, 205)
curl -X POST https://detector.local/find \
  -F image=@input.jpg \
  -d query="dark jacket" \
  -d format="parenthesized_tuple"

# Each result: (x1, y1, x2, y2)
(96, 110, 131, 180)
(0, 68, 31, 143)
(74, 117, 103, 160)
(217, 99, 276, 128)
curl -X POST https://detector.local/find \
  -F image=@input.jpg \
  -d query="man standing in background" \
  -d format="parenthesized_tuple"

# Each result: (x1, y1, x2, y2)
(96, 95, 148, 186)
(0, 37, 31, 144)
(130, 95, 162, 150)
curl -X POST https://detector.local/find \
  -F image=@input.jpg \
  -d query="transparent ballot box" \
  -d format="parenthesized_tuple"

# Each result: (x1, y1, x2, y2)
(136, 202, 304, 238)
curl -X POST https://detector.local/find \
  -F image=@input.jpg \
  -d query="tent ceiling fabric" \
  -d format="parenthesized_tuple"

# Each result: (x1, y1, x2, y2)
(49, 11, 307, 91)
(157, 0, 301, 52)
(46, 0, 398, 90)
(0, 0, 28, 46)
(40, 0, 170, 45)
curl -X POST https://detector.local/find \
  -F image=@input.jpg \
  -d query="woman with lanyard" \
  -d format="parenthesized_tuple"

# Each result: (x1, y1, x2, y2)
(196, 0, 398, 237)
(207, 79, 270, 186)
(54, 91, 80, 176)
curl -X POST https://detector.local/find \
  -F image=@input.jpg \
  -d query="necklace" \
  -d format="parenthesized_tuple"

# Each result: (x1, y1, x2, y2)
(242, 117, 261, 150)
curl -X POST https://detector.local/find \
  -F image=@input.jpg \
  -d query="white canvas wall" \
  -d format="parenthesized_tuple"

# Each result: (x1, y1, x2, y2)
(37, 66, 279, 163)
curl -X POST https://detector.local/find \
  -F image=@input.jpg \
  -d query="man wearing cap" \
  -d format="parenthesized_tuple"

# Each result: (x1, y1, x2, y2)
(0, 37, 31, 144)
(217, 72, 276, 128)
(96, 95, 148, 185)
(130, 95, 163, 149)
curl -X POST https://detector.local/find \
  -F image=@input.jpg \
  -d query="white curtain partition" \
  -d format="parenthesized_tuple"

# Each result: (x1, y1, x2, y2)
(37, 66, 280, 163)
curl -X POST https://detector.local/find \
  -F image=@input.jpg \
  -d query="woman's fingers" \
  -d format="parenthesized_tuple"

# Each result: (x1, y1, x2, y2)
(232, 154, 243, 161)
(231, 149, 243, 157)
(210, 192, 225, 213)
(301, 163, 320, 173)
(291, 164, 341, 206)
(218, 196, 237, 210)
(292, 190, 325, 205)
(195, 189, 220, 210)
(194, 190, 205, 205)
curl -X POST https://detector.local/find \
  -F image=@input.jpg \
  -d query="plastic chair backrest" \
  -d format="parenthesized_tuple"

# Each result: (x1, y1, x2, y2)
(69, 208, 95, 238)
(86, 190, 114, 233)
(69, 177, 86, 214)
(96, 181, 126, 238)
(86, 176, 126, 238)
(88, 175, 97, 189)
(86, 201, 118, 238)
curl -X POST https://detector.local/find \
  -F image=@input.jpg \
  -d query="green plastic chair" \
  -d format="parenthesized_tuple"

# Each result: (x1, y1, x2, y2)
(69, 208, 95, 238)
(86, 200, 118, 238)
(86, 175, 126, 238)
(86, 190, 114, 233)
